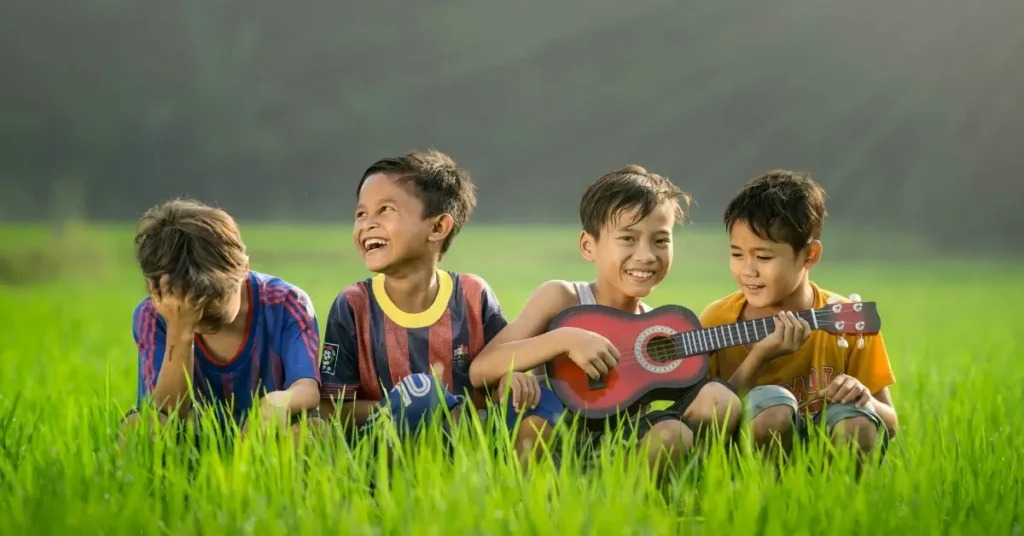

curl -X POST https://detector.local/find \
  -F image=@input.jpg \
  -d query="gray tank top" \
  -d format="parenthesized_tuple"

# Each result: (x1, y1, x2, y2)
(571, 281, 651, 312)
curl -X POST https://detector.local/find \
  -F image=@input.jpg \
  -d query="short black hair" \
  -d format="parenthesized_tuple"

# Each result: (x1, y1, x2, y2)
(357, 150, 477, 255)
(579, 165, 690, 238)
(723, 169, 828, 253)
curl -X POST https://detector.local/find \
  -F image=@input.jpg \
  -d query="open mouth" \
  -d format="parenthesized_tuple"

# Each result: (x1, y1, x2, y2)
(744, 284, 765, 292)
(362, 237, 389, 253)
(625, 269, 656, 282)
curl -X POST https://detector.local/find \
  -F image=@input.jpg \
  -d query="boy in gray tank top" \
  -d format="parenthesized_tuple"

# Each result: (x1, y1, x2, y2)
(469, 165, 742, 482)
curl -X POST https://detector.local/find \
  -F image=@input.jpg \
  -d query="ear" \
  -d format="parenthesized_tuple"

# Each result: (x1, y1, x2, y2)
(803, 240, 822, 269)
(428, 213, 455, 244)
(579, 230, 597, 262)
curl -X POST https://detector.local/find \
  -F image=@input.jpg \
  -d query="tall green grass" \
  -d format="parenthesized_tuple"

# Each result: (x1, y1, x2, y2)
(0, 224, 1020, 534)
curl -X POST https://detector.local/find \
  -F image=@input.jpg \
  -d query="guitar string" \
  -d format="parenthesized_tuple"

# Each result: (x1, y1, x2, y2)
(561, 309, 871, 365)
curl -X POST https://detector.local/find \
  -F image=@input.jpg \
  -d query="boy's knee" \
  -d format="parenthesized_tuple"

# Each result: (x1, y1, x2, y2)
(648, 419, 693, 453)
(685, 381, 742, 432)
(831, 415, 879, 452)
(751, 405, 795, 446)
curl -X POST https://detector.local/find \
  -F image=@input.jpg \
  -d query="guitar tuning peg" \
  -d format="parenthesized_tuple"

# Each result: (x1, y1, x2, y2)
(827, 295, 842, 305)
(849, 293, 861, 303)
(837, 336, 849, 348)
(856, 335, 865, 349)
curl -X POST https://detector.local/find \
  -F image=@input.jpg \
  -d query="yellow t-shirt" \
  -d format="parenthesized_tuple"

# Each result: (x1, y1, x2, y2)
(699, 281, 896, 414)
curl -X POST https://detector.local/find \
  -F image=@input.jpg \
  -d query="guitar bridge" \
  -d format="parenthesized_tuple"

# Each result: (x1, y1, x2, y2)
(588, 377, 605, 390)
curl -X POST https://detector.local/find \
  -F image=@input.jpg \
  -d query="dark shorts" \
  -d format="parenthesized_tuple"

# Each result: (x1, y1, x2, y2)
(572, 377, 734, 454)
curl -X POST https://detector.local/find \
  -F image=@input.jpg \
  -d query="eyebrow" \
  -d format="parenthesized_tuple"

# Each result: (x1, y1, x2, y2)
(730, 244, 775, 252)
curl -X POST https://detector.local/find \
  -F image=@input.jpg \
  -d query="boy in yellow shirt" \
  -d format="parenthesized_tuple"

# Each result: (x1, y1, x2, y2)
(700, 170, 897, 462)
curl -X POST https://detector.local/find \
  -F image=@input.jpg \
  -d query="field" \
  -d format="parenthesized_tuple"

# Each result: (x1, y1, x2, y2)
(0, 223, 1021, 534)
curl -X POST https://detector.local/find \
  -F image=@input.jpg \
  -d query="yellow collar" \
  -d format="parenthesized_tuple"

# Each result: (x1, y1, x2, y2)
(371, 270, 454, 328)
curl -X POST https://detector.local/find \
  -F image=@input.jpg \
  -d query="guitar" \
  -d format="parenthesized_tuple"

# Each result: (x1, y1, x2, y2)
(542, 299, 881, 419)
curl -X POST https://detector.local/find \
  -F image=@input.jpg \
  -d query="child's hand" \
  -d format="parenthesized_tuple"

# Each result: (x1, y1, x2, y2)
(824, 374, 872, 408)
(148, 274, 205, 331)
(498, 372, 541, 411)
(751, 311, 811, 362)
(563, 327, 620, 379)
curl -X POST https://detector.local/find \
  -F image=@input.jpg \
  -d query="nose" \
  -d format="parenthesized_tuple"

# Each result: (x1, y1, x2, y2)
(634, 241, 657, 263)
(741, 257, 759, 277)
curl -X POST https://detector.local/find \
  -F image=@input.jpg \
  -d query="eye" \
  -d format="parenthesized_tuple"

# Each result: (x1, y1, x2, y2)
(379, 205, 395, 214)
(730, 253, 742, 258)
(618, 235, 635, 243)
(756, 255, 774, 261)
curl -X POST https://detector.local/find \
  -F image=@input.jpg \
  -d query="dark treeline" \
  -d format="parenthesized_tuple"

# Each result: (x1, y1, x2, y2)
(1, 0, 1022, 252)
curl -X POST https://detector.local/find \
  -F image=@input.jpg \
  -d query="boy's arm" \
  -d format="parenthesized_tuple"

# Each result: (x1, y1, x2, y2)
(317, 292, 377, 426)
(468, 280, 581, 388)
(133, 299, 194, 419)
(843, 333, 899, 438)
(265, 287, 322, 413)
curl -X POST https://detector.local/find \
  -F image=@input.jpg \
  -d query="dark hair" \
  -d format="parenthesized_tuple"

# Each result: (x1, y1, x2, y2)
(133, 199, 248, 327)
(723, 169, 828, 253)
(356, 150, 477, 255)
(579, 165, 690, 238)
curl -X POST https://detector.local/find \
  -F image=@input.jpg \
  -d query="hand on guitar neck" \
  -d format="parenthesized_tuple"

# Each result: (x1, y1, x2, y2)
(728, 294, 869, 395)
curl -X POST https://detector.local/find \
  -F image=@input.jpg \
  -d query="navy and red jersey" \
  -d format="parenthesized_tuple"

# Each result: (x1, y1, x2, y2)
(132, 271, 321, 425)
(319, 270, 507, 409)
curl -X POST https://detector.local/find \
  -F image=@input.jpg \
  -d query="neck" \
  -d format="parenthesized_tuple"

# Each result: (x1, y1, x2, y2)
(230, 278, 251, 331)
(381, 263, 440, 314)
(592, 280, 645, 314)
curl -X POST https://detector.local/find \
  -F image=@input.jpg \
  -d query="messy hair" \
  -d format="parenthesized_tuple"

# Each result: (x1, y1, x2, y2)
(579, 165, 691, 237)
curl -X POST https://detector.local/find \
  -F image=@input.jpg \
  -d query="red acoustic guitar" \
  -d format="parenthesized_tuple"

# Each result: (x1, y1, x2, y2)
(542, 300, 881, 419)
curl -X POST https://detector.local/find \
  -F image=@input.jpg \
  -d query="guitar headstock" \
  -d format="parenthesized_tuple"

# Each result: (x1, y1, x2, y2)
(814, 300, 881, 336)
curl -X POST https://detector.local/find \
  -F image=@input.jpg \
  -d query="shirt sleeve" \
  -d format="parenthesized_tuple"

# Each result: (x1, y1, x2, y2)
(846, 332, 896, 395)
(319, 291, 361, 402)
(132, 299, 167, 407)
(479, 280, 508, 345)
(278, 286, 322, 389)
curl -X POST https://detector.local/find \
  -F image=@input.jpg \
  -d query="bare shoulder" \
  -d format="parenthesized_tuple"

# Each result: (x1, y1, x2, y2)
(527, 279, 579, 311)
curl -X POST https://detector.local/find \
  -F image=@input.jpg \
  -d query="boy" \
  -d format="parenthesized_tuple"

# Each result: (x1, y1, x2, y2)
(699, 169, 898, 463)
(468, 165, 742, 480)
(122, 199, 324, 445)
(318, 151, 563, 463)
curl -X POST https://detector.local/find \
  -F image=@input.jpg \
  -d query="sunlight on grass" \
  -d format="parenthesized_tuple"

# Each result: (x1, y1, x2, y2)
(0, 224, 1021, 534)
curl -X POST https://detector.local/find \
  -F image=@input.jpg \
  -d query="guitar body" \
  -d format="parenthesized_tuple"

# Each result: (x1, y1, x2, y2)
(544, 304, 709, 419)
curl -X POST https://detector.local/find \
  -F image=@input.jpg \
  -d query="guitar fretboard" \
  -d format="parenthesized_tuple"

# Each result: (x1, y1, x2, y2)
(671, 310, 819, 357)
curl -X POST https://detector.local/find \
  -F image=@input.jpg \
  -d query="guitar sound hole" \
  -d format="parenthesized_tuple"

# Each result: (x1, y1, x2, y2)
(645, 335, 676, 363)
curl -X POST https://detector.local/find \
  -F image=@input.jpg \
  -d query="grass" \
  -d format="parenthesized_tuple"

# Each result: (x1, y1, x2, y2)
(0, 223, 1021, 534)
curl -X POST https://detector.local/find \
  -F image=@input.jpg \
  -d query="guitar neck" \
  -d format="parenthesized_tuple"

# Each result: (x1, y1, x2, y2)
(675, 309, 819, 357)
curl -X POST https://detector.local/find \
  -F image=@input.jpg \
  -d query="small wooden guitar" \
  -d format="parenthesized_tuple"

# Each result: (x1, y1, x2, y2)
(542, 300, 881, 419)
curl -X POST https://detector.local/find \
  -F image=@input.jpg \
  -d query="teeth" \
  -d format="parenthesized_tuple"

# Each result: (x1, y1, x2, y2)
(626, 270, 655, 279)
(363, 238, 388, 251)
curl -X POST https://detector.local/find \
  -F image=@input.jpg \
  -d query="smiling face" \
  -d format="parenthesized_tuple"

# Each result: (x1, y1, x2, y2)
(352, 172, 441, 274)
(728, 219, 821, 309)
(580, 200, 676, 300)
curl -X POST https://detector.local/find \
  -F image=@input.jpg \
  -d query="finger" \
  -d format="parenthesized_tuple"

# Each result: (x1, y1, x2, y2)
(528, 379, 539, 409)
(780, 313, 795, 347)
(824, 375, 845, 399)
(832, 378, 854, 402)
(842, 384, 867, 405)
(600, 349, 617, 369)
(606, 342, 621, 362)
(798, 316, 812, 342)
(855, 390, 871, 409)
(511, 379, 521, 408)
(582, 363, 600, 380)
(591, 357, 609, 377)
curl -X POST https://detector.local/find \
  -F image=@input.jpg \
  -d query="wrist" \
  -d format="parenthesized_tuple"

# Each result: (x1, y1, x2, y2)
(166, 324, 197, 343)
